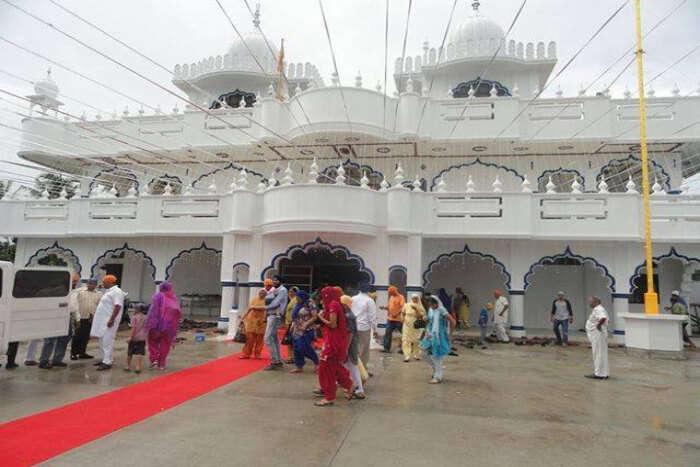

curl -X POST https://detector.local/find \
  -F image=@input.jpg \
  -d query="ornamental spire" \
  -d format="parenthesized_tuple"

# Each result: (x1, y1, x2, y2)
(472, 1, 481, 12)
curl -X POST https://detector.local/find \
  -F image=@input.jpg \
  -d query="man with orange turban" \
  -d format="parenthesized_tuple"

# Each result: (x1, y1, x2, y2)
(381, 286, 405, 353)
(90, 275, 126, 371)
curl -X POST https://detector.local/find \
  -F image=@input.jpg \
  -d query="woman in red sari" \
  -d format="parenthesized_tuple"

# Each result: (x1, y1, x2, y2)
(314, 286, 355, 407)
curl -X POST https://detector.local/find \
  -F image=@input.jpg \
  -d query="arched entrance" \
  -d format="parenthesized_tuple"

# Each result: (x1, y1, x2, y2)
(262, 238, 374, 292)
(166, 243, 222, 318)
(423, 245, 510, 326)
(26, 241, 82, 276)
(524, 247, 614, 330)
(389, 266, 407, 297)
(628, 248, 700, 316)
(91, 243, 156, 303)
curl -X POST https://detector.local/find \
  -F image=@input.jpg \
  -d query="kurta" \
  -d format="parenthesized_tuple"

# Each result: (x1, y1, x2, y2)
(586, 304, 609, 378)
(420, 307, 451, 358)
(401, 300, 425, 359)
(243, 296, 267, 335)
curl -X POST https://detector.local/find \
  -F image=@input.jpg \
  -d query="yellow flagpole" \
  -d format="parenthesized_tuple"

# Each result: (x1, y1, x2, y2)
(634, 0, 658, 314)
(276, 38, 285, 101)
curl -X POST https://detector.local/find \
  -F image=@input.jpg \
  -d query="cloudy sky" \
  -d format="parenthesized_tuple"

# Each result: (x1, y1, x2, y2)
(0, 0, 699, 182)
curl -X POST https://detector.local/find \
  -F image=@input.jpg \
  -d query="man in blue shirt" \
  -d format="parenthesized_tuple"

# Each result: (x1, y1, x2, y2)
(262, 274, 288, 370)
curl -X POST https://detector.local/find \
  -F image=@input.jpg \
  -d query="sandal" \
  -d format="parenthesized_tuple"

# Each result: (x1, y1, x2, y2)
(353, 392, 366, 400)
(314, 399, 334, 407)
(312, 389, 325, 397)
(290, 368, 303, 374)
(344, 386, 358, 400)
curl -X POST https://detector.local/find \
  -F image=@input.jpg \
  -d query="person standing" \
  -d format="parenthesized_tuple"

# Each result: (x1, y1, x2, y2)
(420, 297, 456, 384)
(261, 274, 288, 370)
(401, 294, 425, 362)
(146, 282, 182, 370)
(4, 342, 19, 370)
(314, 286, 354, 406)
(240, 289, 268, 359)
(478, 303, 492, 348)
(666, 290, 696, 348)
(124, 304, 148, 373)
(284, 287, 299, 364)
(71, 278, 102, 360)
(550, 291, 574, 346)
(38, 273, 81, 369)
(289, 290, 319, 373)
(350, 280, 377, 369)
(381, 286, 405, 353)
(90, 275, 126, 371)
(585, 296, 609, 380)
(492, 289, 510, 343)
(341, 295, 365, 399)
(452, 287, 471, 328)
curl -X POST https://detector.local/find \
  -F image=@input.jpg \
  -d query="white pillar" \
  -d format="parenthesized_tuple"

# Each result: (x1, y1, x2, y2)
(406, 235, 423, 297)
(219, 234, 236, 333)
(509, 291, 526, 338)
(612, 294, 629, 344)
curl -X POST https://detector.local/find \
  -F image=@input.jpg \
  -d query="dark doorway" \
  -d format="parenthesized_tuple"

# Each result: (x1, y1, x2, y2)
(278, 247, 370, 292)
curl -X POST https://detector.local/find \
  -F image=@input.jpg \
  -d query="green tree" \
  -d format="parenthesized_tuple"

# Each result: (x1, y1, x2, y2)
(0, 241, 16, 262)
(31, 173, 79, 199)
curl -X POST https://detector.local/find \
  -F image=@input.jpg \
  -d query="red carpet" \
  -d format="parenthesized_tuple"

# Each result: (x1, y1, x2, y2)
(0, 350, 269, 467)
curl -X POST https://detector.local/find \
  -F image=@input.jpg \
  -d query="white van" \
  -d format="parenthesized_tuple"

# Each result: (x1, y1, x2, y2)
(0, 261, 72, 354)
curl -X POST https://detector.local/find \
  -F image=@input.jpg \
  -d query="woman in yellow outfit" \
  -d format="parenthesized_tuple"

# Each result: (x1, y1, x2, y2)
(401, 294, 426, 362)
(284, 287, 299, 364)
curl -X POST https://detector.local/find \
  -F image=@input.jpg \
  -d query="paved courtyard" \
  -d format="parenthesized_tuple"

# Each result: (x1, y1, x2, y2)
(1, 331, 699, 467)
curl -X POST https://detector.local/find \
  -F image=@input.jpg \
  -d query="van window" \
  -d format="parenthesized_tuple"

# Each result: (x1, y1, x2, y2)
(12, 270, 70, 298)
(0, 268, 3, 297)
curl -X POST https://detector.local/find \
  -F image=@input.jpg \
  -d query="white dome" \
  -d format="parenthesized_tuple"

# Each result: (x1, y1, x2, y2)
(227, 31, 278, 74)
(448, 5, 504, 51)
(34, 69, 59, 99)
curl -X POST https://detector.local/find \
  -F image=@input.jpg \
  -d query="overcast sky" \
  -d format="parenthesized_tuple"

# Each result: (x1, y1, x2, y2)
(1, 0, 699, 182)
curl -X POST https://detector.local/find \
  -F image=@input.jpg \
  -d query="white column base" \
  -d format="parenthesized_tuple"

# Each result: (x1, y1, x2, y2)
(227, 309, 241, 340)
(618, 312, 688, 352)
(509, 292, 526, 338)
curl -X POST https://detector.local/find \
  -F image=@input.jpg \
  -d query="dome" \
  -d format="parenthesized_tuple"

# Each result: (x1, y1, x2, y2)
(448, 2, 504, 49)
(227, 31, 278, 74)
(34, 69, 59, 99)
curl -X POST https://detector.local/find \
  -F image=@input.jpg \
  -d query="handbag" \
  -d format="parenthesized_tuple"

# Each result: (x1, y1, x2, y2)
(233, 322, 247, 343)
(414, 318, 427, 329)
(281, 327, 292, 345)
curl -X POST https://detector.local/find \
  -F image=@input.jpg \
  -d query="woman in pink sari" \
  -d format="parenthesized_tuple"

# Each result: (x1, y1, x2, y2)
(146, 282, 181, 370)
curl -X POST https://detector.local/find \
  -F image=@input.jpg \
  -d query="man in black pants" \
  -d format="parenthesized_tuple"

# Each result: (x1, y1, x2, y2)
(4, 342, 19, 369)
(70, 278, 102, 360)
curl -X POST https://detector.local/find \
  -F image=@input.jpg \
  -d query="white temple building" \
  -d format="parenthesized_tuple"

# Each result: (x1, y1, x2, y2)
(3, 2, 700, 339)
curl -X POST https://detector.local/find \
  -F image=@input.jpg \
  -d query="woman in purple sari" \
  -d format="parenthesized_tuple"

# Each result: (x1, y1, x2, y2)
(146, 282, 181, 370)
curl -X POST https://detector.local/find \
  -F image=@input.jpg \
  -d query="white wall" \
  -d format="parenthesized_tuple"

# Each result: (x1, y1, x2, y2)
(169, 250, 221, 296)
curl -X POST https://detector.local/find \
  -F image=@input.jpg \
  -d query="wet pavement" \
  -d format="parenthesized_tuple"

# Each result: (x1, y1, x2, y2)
(1, 331, 699, 467)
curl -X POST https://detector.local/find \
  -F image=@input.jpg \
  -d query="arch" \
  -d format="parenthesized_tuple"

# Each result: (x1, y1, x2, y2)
(628, 247, 700, 292)
(595, 154, 670, 192)
(164, 242, 222, 280)
(422, 244, 511, 289)
(260, 237, 375, 283)
(25, 241, 82, 276)
(430, 158, 525, 191)
(90, 168, 139, 197)
(452, 78, 511, 98)
(524, 246, 615, 292)
(192, 162, 266, 188)
(537, 168, 585, 192)
(147, 174, 183, 194)
(90, 243, 156, 280)
(209, 89, 257, 109)
(319, 158, 385, 189)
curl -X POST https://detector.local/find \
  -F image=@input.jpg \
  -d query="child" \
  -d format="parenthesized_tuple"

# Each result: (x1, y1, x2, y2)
(125, 304, 148, 374)
(479, 303, 493, 349)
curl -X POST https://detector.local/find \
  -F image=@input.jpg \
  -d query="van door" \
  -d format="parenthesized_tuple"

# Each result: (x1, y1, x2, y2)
(9, 268, 72, 342)
(0, 262, 12, 354)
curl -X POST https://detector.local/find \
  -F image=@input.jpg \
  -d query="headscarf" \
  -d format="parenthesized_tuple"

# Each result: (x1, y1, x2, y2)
(430, 299, 447, 342)
(320, 286, 348, 360)
(103, 274, 117, 286)
(388, 286, 398, 295)
(146, 281, 181, 341)
(438, 288, 451, 311)
(291, 290, 310, 321)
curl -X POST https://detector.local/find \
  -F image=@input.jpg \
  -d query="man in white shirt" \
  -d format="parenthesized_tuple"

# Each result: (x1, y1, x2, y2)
(351, 280, 378, 368)
(90, 275, 126, 371)
(70, 278, 102, 360)
(585, 296, 609, 380)
(492, 289, 510, 343)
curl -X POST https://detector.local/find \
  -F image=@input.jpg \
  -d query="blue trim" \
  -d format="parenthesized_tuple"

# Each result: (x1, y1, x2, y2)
(613, 330, 625, 335)
(221, 281, 237, 287)
(628, 247, 700, 292)
(260, 237, 376, 283)
(612, 293, 631, 299)
(406, 286, 424, 292)
(165, 242, 222, 280)
(233, 262, 250, 270)
(536, 168, 585, 192)
(319, 158, 384, 185)
(91, 243, 156, 280)
(374, 285, 389, 291)
(422, 244, 512, 289)
(596, 154, 670, 191)
(192, 162, 266, 187)
(90, 167, 138, 195)
(248, 281, 264, 287)
(523, 246, 616, 293)
(510, 325, 525, 331)
(430, 158, 525, 191)
(25, 241, 83, 276)
(388, 265, 407, 273)
(377, 323, 387, 329)
(509, 290, 525, 296)
(218, 317, 230, 322)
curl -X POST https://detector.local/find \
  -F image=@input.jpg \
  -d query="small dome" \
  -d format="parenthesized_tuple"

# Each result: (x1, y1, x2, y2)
(34, 68, 59, 99)
(448, 2, 504, 49)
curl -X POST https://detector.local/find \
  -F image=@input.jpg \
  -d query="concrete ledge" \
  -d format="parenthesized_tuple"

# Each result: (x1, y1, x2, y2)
(624, 347, 688, 361)
(618, 312, 687, 352)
